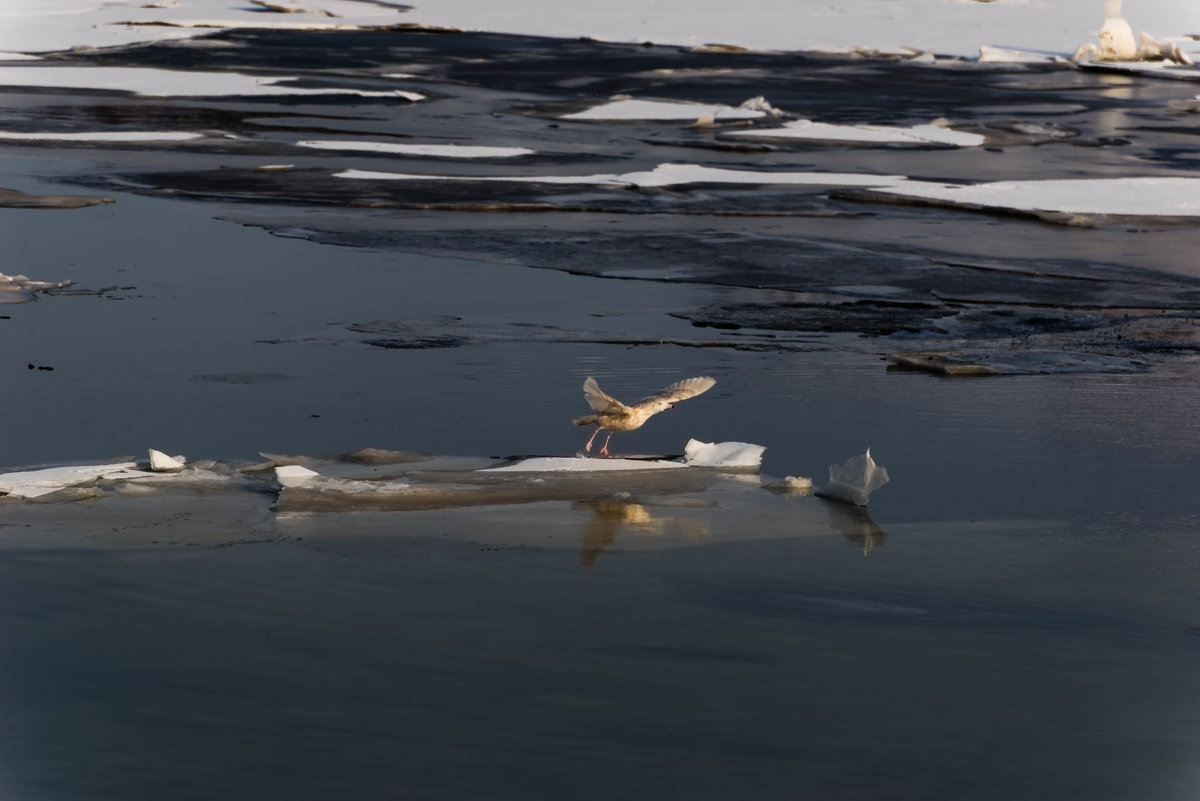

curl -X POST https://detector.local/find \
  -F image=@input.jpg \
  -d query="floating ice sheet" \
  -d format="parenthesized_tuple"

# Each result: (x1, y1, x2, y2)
(725, 119, 985, 147)
(0, 66, 425, 99)
(295, 140, 535, 158)
(336, 162, 910, 189)
(0, 131, 207, 142)
(0, 463, 153, 499)
(560, 97, 769, 122)
(865, 176, 1200, 218)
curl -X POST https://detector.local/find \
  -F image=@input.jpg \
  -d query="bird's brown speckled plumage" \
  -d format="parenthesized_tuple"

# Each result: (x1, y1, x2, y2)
(572, 375, 716, 456)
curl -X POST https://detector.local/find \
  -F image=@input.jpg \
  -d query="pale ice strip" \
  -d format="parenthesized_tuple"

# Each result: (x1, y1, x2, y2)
(2, 0, 1199, 61)
(0, 52, 41, 61)
(296, 140, 535, 158)
(483, 457, 689, 472)
(0, 131, 207, 142)
(485, 440, 767, 472)
(0, 66, 426, 99)
(1078, 60, 1200, 81)
(561, 98, 766, 122)
(0, 463, 155, 499)
(873, 176, 1200, 217)
(336, 162, 911, 188)
(725, 119, 985, 147)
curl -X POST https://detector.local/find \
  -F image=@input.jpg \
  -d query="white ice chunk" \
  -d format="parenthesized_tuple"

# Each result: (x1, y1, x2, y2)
(560, 97, 767, 122)
(0, 66, 424, 98)
(275, 464, 321, 486)
(0, 463, 154, 499)
(295, 140, 534, 158)
(726, 119, 984, 147)
(870, 176, 1200, 218)
(0, 131, 205, 142)
(817, 449, 890, 506)
(148, 449, 186, 472)
(681, 439, 765, 468)
(977, 45, 1063, 64)
(336, 162, 910, 189)
(483, 457, 688, 472)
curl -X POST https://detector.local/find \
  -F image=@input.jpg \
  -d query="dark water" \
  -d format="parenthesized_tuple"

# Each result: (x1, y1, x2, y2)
(2, 28, 1200, 801)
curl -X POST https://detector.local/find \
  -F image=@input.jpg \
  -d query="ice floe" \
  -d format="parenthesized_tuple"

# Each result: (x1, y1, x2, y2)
(337, 162, 910, 189)
(0, 272, 73, 301)
(560, 97, 775, 122)
(295, 140, 535, 158)
(0, 66, 425, 99)
(816, 449, 890, 507)
(725, 119, 985, 147)
(0, 463, 153, 499)
(861, 176, 1200, 219)
(0, 131, 207, 142)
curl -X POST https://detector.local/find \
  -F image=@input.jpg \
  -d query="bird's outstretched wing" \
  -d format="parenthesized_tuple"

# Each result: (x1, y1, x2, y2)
(635, 376, 716, 407)
(582, 376, 630, 413)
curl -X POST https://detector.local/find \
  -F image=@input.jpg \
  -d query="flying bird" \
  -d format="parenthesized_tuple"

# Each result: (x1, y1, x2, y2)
(572, 375, 716, 456)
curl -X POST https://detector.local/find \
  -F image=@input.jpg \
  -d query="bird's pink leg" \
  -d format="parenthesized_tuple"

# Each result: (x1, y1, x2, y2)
(584, 426, 602, 454)
(599, 431, 614, 457)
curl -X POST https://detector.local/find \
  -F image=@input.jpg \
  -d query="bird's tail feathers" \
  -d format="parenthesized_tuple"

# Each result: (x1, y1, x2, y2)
(573, 415, 598, 426)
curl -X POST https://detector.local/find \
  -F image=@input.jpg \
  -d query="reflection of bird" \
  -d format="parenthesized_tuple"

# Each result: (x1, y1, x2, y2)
(572, 375, 716, 456)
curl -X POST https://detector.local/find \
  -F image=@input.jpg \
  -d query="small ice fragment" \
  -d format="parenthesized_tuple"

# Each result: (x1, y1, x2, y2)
(682, 440, 765, 469)
(816, 448, 890, 506)
(783, 475, 814, 489)
(148, 449, 186, 472)
(738, 96, 781, 115)
(276, 465, 321, 486)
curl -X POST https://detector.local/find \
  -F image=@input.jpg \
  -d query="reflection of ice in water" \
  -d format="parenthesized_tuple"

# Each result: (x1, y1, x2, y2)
(825, 503, 888, 555)
(573, 495, 709, 569)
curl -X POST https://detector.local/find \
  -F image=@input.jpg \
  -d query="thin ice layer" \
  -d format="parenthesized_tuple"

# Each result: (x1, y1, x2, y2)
(726, 119, 985, 147)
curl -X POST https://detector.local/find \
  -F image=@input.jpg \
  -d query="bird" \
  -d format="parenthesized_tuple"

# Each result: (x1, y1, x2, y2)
(572, 375, 716, 457)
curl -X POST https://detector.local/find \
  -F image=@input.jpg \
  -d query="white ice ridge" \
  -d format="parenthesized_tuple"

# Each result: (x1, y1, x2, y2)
(486, 439, 765, 472)
(0, 131, 206, 142)
(336, 162, 911, 189)
(726, 119, 986, 147)
(295, 140, 535, 158)
(0, 66, 426, 99)
(2, 0, 1199, 61)
(0, 463, 153, 499)
(560, 97, 772, 122)
(871, 176, 1200, 218)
